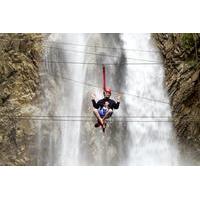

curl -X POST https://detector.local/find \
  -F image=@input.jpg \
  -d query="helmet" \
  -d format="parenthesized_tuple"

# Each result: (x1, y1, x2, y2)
(104, 87, 112, 94)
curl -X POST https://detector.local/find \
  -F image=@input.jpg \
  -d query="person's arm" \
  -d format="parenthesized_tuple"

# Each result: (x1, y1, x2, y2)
(91, 93, 100, 109)
(92, 99, 100, 109)
(113, 101, 120, 109)
(113, 95, 121, 109)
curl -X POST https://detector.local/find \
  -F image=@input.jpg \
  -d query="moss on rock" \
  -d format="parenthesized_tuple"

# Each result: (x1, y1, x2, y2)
(153, 33, 200, 151)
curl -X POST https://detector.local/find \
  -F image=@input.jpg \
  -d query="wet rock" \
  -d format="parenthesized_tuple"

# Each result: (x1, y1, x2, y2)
(153, 33, 200, 151)
(191, 70, 200, 82)
(0, 33, 44, 165)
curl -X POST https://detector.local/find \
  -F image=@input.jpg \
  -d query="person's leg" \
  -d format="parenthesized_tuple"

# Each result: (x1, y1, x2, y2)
(102, 109, 113, 121)
(101, 109, 113, 129)
(93, 108, 104, 125)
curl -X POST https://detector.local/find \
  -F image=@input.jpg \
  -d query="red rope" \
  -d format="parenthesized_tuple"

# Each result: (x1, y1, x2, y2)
(102, 64, 106, 91)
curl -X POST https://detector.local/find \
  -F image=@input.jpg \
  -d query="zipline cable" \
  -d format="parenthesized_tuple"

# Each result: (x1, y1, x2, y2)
(0, 38, 161, 53)
(40, 60, 163, 65)
(45, 40, 161, 53)
(44, 45, 161, 63)
(1, 116, 199, 123)
(2, 59, 163, 65)
(1, 114, 199, 119)
(43, 72, 169, 104)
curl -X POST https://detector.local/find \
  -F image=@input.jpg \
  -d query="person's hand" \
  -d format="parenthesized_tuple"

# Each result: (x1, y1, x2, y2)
(116, 94, 121, 102)
(91, 93, 96, 100)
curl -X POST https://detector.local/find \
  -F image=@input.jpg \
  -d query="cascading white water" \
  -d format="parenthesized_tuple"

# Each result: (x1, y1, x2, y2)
(56, 34, 87, 165)
(78, 33, 128, 165)
(37, 33, 181, 165)
(37, 34, 87, 165)
(122, 33, 180, 165)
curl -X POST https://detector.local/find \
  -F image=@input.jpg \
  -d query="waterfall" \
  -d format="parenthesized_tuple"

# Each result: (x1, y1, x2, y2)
(122, 33, 180, 165)
(79, 33, 128, 165)
(36, 33, 181, 165)
(37, 34, 87, 165)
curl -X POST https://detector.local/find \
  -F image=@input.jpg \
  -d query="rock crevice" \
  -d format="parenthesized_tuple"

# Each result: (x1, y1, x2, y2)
(0, 34, 44, 165)
(154, 33, 200, 150)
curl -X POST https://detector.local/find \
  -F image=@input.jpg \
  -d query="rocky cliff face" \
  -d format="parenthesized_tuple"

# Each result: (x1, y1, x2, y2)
(154, 33, 200, 151)
(0, 34, 44, 165)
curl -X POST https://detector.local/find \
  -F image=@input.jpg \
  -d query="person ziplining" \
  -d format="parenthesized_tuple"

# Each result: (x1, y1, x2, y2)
(91, 64, 121, 132)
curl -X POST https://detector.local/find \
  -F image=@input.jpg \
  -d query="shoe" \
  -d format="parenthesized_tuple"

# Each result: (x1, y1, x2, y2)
(102, 122, 106, 132)
(94, 122, 100, 128)
(104, 120, 107, 127)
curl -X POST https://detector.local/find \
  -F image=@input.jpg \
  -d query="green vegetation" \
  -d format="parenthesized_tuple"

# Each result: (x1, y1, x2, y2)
(180, 33, 195, 50)
(185, 60, 199, 69)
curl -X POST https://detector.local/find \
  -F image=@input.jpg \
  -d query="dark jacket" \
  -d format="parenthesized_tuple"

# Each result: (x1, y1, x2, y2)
(92, 98, 120, 110)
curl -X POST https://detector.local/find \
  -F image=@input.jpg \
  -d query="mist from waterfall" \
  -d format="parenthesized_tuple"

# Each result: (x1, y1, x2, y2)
(122, 34, 180, 165)
(36, 33, 182, 165)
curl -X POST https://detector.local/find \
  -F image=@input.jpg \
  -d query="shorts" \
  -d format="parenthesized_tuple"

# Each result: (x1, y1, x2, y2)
(98, 108, 108, 118)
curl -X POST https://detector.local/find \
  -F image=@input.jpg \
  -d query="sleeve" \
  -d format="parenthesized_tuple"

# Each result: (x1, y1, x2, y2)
(92, 99, 100, 109)
(113, 101, 120, 109)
